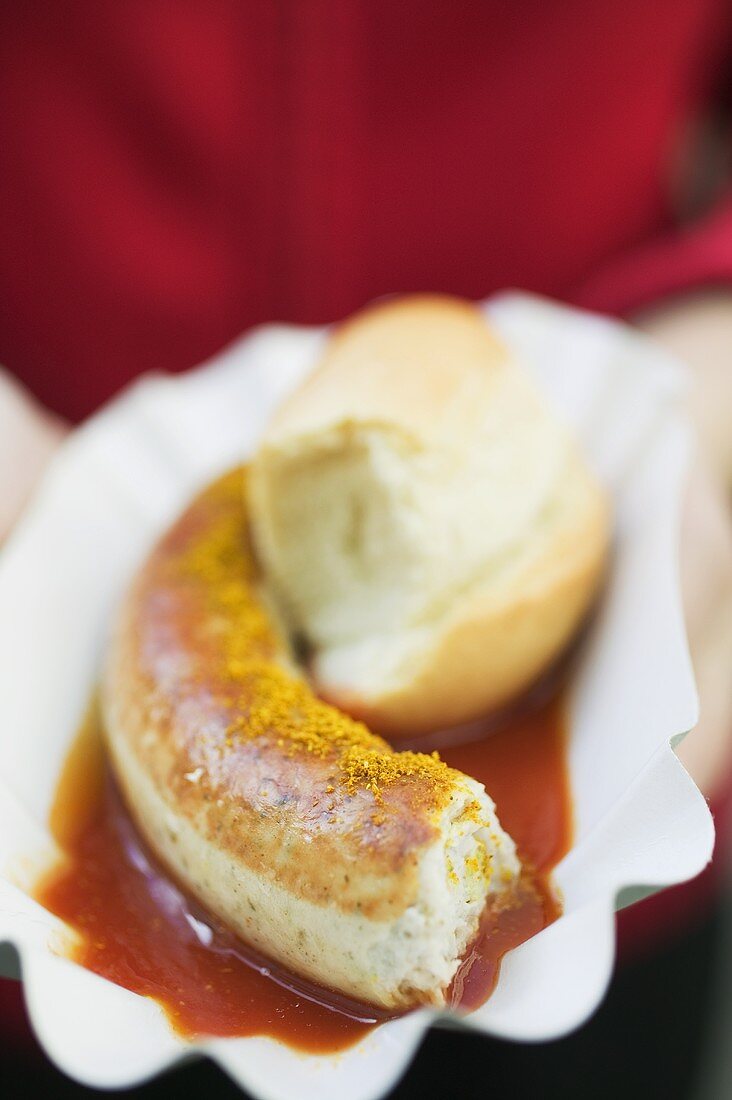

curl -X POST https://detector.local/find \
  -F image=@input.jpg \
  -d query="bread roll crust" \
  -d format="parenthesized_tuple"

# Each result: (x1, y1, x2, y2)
(250, 295, 609, 736)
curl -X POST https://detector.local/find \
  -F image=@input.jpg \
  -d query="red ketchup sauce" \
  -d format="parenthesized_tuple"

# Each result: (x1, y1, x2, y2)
(35, 688, 571, 1053)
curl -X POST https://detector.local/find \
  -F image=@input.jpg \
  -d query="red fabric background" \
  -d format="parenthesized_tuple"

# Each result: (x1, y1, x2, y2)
(1, 1, 732, 421)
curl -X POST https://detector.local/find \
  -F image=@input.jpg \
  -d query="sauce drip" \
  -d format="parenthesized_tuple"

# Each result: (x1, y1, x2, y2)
(443, 693, 571, 1009)
(35, 690, 571, 1053)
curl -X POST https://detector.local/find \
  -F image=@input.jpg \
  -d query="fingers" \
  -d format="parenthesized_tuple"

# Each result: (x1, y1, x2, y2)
(0, 369, 67, 542)
(676, 456, 732, 796)
(636, 291, 732, 491)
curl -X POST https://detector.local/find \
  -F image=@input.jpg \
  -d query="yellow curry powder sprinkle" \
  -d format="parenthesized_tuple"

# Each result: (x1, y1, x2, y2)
(165, 469, 458, 809)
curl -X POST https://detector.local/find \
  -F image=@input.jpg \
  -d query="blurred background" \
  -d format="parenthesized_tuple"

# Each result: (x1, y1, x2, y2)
(2, 3, 732, 1098)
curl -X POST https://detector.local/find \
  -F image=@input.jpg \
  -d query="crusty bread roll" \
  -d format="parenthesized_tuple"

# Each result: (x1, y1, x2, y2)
(249, 295, 609, 736)
(103, 473, 520, 1010)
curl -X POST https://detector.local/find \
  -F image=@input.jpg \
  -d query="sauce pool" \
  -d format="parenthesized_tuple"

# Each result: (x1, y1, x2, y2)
(35, 690, 571, 1052)
(443, 692, 571, 1009)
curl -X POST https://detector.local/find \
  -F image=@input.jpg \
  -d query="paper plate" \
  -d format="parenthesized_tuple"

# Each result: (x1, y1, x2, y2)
(0, 293, 713, 1098)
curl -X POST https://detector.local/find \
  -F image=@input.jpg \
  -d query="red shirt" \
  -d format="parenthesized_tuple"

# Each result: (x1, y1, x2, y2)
(0, 0, 731, 1047)
(1, 1, 732, 422)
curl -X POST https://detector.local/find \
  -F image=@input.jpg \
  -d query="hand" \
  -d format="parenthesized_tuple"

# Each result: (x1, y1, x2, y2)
(675, 457, 732, 795)
(636, 291, 732, 488)
(637, 293, 732, 797)
(0, 369, 66, 542)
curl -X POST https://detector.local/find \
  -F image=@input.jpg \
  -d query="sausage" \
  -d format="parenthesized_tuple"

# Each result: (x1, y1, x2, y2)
(102, 470, 520, 1009)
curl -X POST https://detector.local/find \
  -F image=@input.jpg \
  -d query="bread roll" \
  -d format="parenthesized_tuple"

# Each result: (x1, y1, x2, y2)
(103, 473, 520, 1009)
(249, 295, 608, 736)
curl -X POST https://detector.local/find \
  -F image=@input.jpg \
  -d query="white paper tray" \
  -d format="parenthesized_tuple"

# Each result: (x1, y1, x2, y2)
(0, 293, 713, 1098)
